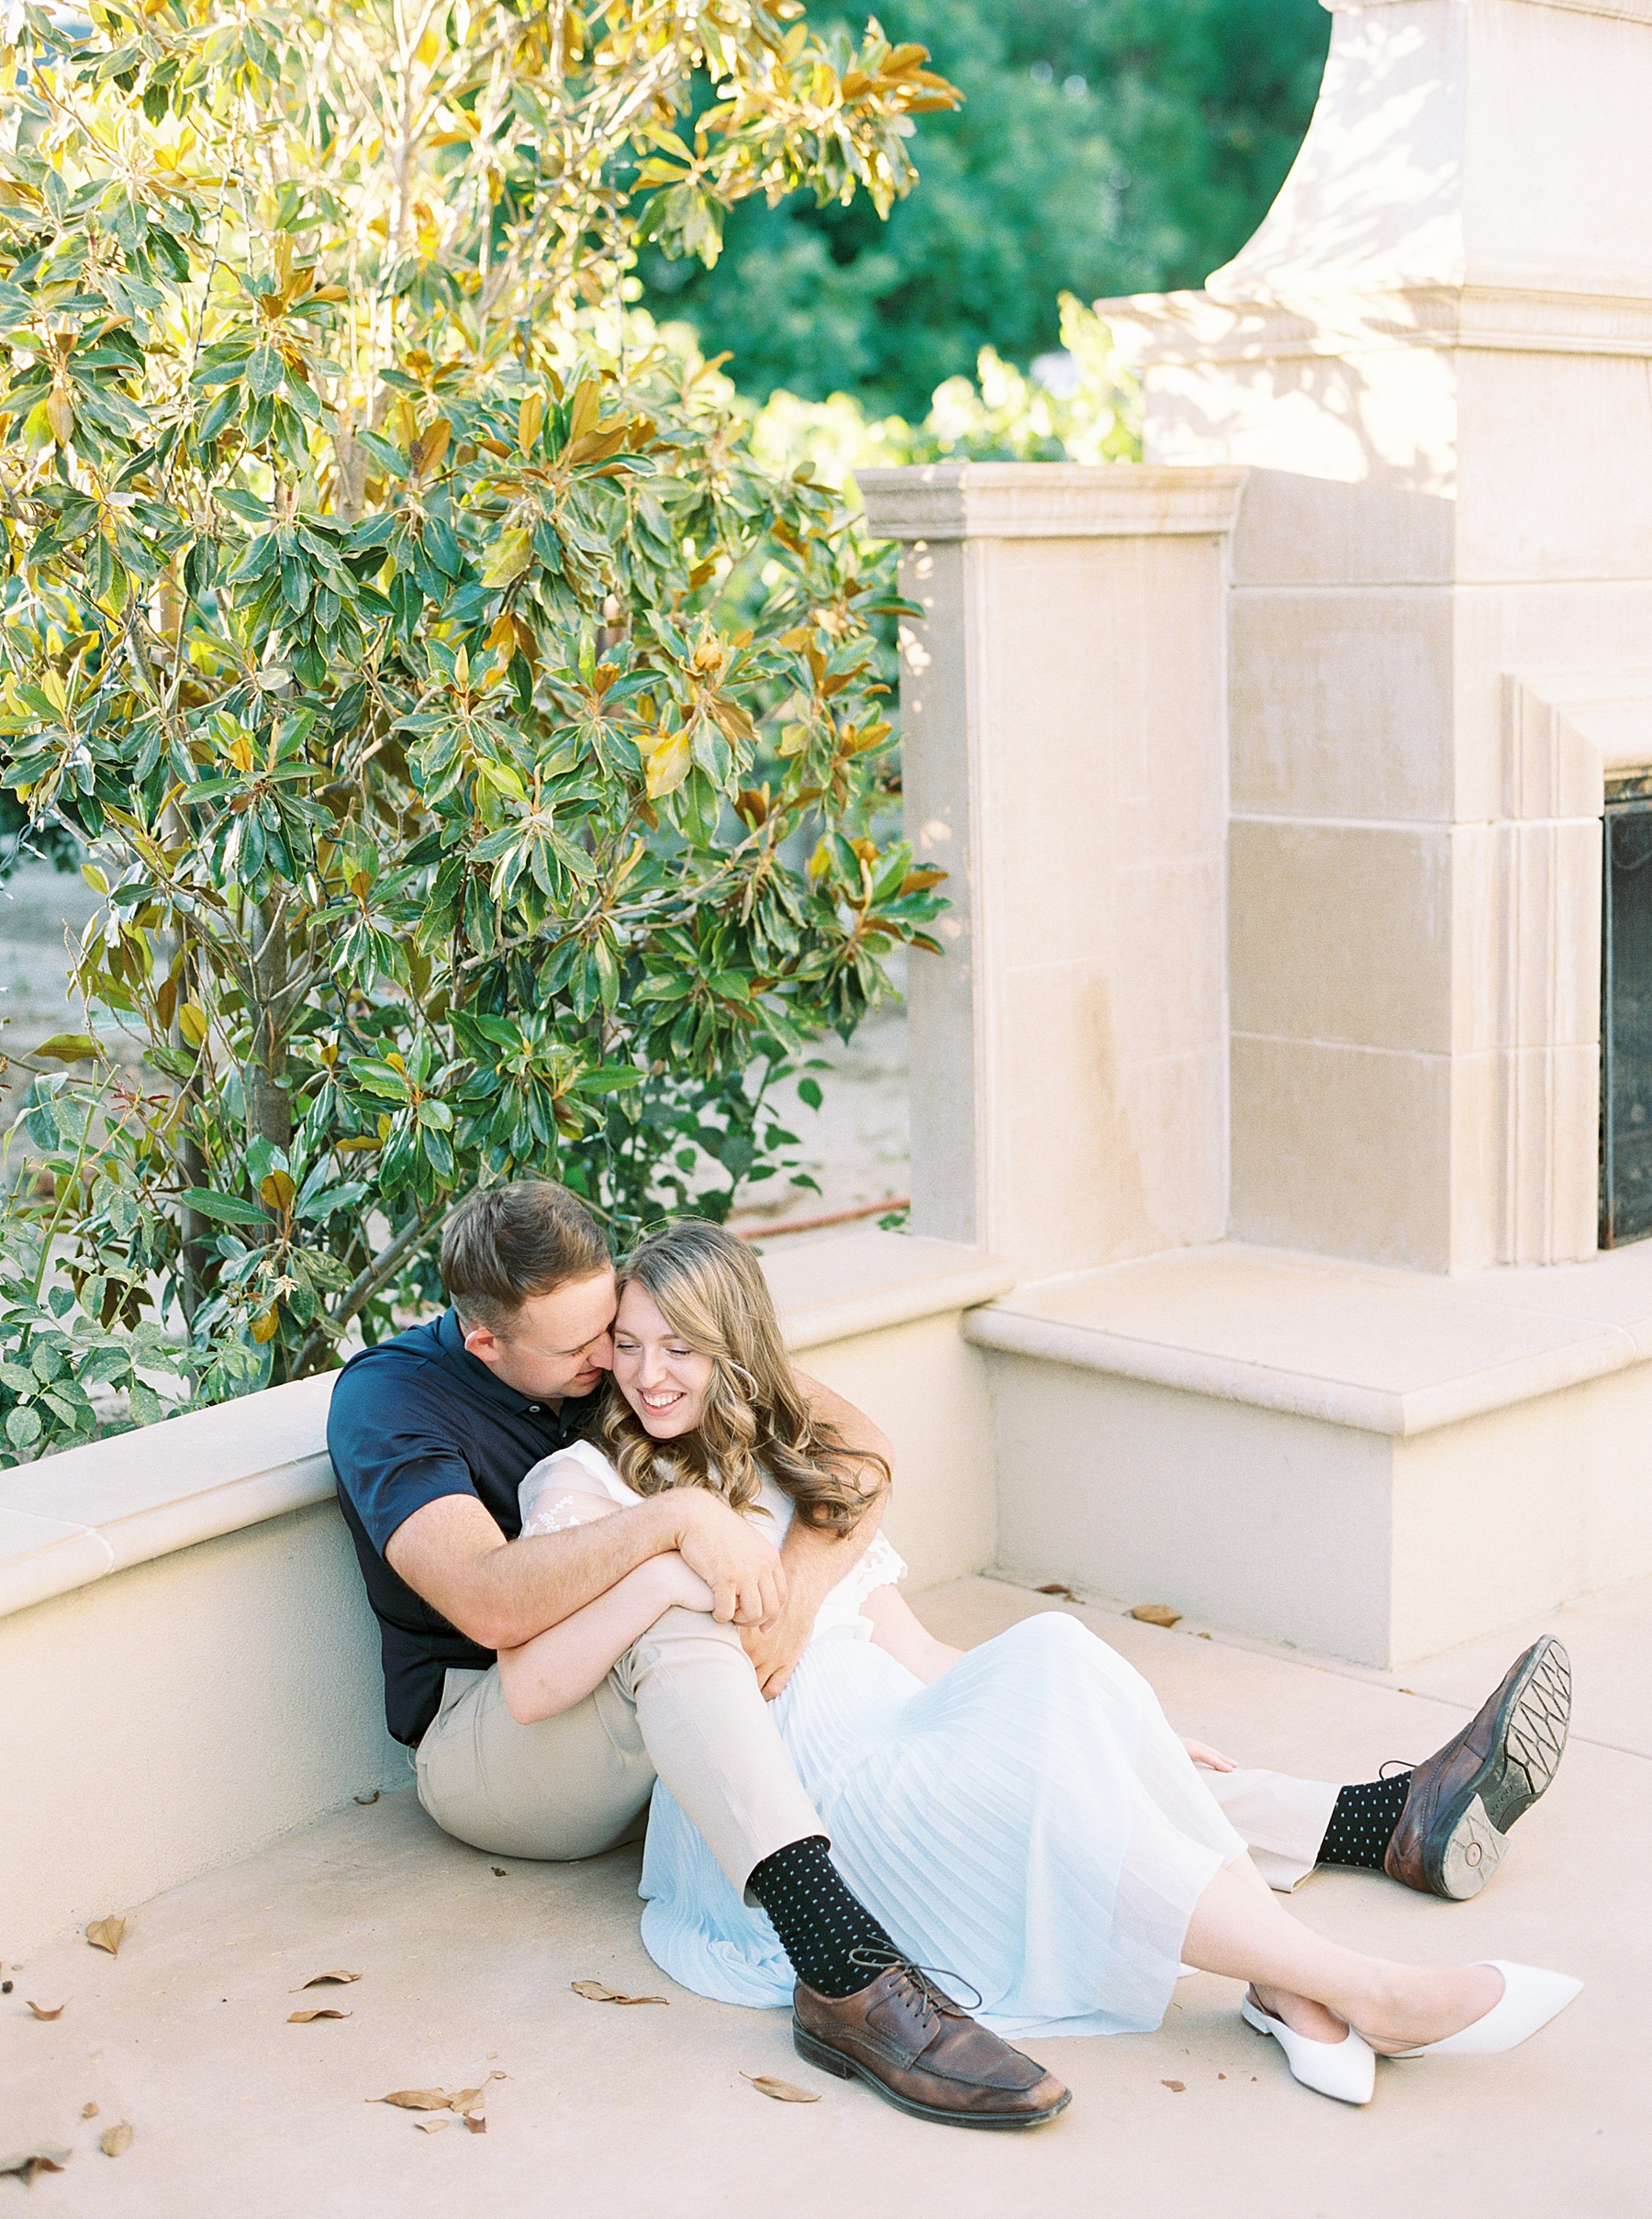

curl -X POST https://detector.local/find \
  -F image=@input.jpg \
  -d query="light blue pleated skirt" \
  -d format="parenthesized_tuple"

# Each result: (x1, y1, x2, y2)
(638, 1611, 1246, 2039)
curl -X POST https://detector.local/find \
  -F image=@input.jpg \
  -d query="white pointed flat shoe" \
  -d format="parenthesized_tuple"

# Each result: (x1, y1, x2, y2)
(1241, 1992, 1377, 2104)
(1381, 1960, 1582, 2058)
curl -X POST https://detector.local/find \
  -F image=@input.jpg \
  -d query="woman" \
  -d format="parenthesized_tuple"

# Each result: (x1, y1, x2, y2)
(499, 1221, 1580, 2107)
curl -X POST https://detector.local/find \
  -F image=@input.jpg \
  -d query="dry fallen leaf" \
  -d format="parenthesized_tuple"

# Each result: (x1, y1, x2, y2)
(81, 2103, 97, 2121)
(570, 1979, 668, 2005)
(742, 2073, 821, 2104)
(288, 2008, 352, 2024)
(373, 2070, 508, 2114)
(99, 2123, 133, 2158)
(1130, 1603, 1182, 1629)
(462, 2113, 487, 2135)
(414, 2117, 451, 2135)
(26, 2001, 65, 2021)
(1034, 1582, 1076, 1599)
(0, 2147, 68, 2183)
(86, 1916, 126, 1957)
(1217, 2072, 1226, 2080)
(295, 1970, 362, 1990)
(1161, 2080, 1186, 2092)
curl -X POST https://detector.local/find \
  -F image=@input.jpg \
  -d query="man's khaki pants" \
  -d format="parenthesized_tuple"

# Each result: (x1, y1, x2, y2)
(417, 1607, 819, 1898)
(415, 1606, 1342, 1898)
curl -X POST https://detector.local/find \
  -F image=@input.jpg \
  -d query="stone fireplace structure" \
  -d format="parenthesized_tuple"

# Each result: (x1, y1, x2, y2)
(861, 0, 1652, 1664)
(1111, 0, 1652, 1277)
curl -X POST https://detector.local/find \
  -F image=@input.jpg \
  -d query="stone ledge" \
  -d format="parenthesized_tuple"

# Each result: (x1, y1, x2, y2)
(0, 1374, 340, 1621)
(857, 462, 1248, 544)
(1327, 0, 1652, 19)
(0, 1503, 115, 1618)
(769, 1228, 1015, 1351)
(0, 1231, 1010, 1622)
(965, 1239, 1652, 1436)
(1102, 284, 1652, 364)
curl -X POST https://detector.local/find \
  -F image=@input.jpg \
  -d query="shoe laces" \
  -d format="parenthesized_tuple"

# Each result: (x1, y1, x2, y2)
(847, 1946, 983, 2024)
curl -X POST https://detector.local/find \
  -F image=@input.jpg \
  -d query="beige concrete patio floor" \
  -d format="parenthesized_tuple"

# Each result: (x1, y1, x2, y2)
(6, 1573, 1648, 2218)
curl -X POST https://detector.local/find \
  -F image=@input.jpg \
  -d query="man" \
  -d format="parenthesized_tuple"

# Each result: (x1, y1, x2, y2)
(328, 1180, 1571, 2127)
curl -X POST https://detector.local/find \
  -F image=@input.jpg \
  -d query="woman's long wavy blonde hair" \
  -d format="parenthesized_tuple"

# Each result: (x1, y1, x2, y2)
(600, 1221, 888, 1535)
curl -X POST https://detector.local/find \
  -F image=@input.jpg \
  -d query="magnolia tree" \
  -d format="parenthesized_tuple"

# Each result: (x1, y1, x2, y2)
(0, 0, 956, 1459)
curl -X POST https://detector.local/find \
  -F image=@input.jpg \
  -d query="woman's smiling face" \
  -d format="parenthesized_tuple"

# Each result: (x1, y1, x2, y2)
(611, 1281, 715, 1439)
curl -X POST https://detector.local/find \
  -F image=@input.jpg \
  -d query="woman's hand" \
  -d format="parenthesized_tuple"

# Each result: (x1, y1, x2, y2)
(739, 1589, 818, 1700)
(497, 1551, 716, 1726)
(1182, 1736, 1238, 1772)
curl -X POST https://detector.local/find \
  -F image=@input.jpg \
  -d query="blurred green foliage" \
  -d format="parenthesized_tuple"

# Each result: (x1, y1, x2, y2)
(744, 294, 1142, 485)
(640, 0, 1331, 417)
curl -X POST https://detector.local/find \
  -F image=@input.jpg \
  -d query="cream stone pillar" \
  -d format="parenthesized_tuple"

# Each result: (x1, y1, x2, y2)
(1103, 0, 1652, 1271)
(857, 464, 1245, 1280)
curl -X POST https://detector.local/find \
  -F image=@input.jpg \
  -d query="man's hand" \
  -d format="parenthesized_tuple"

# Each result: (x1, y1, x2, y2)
(672, 1490, 787, 1625)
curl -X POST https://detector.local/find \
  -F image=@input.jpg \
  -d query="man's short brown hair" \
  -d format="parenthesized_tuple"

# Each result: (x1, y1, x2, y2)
(439, 1180, 610, 1334)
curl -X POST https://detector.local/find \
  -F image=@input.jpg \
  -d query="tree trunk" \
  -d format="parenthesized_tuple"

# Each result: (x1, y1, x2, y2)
(172, 926, 208, 1328)
(247, 901, 293, 1154)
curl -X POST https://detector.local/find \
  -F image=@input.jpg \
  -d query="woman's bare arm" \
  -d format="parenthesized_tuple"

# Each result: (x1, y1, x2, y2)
(862, 1586, 964, 1684)
(497, 1553, 715, 1723)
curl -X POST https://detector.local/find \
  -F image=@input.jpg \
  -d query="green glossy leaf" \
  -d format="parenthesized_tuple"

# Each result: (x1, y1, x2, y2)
(575, 1066, 645, 1095)
(29, 1033, 105, 1064)
(176, 1188, 269, 1226)
(6, 1404, 41, 1449)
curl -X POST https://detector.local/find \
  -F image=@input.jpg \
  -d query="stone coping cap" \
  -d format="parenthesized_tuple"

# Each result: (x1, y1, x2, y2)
(1326, 0, 1652, 18)
(767, 1225, 1015, 1349)
(857, 463, 1247, 544)
(1099, 284, 1652, 363)
(0, 1230, 1010, 1622)
(965, 1239, 1652, 1435)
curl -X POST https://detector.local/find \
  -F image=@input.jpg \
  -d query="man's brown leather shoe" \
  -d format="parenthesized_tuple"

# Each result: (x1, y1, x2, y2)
(1385, 1637, 1571, 1900)
(792, 1958, 1070, 2129)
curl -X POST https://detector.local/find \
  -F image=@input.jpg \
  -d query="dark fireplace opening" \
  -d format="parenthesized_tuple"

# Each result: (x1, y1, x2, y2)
(1601, 783, 1652, 1245)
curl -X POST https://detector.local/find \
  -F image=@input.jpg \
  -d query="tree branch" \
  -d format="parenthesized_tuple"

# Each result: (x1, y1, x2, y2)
(292, 1197, 455, 1377)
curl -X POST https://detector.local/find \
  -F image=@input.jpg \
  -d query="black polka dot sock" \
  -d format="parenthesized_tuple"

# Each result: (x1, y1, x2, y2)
(1315, 1771, 1413, 1869)
(747, 1836, 900, 1997)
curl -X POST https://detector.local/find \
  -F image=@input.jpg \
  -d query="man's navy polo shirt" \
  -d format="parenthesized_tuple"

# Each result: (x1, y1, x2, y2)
(328, 1309, 595, 1745)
